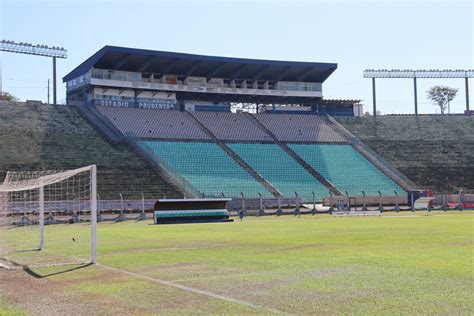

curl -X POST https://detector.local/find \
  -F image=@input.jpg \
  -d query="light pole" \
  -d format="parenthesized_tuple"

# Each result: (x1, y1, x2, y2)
(0, 40, 67, 104)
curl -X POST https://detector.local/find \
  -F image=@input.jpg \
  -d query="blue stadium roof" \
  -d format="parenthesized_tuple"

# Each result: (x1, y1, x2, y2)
(63, 45, 337, 83)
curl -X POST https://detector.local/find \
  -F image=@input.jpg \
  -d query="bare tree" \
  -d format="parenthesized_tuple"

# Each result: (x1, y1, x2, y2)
(426, 86, 458, 115)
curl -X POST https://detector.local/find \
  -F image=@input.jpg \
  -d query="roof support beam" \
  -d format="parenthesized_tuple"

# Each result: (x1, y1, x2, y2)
(273, 66, 292, 82)
(319, 69, 335, 82)
(183, 61, 201, 77)
(229, 64, 247, 80)
(251, 65, 270, 81)
(206, 63, 227, 81)
(297, 67, 314, 81)
(138, 56, 155, 72)
(158, 58, 180, 78)
(113, 54, 130, 70)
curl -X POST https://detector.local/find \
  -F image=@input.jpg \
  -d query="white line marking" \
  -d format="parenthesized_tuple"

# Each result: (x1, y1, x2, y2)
(0, 262, 11, 270)
(4, 248, 286, 315)
(97, 263, 287, 315)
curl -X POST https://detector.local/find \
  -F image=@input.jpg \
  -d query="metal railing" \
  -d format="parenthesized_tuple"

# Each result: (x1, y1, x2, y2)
(73, 104, 123, 144)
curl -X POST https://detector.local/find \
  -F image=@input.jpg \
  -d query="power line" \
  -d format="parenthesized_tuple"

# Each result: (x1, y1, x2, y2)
(3, 85, 47, 89)
(4, 78, 46, 83)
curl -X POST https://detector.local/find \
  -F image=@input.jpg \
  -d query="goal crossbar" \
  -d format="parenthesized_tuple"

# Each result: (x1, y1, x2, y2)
(0, 165, 93, 192)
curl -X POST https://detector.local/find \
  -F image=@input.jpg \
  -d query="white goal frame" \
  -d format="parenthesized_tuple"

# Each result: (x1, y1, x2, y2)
(0, 165, 98, 264)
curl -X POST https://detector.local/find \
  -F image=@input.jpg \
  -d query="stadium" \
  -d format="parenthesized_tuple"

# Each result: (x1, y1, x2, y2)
(0, 2, 473, 315)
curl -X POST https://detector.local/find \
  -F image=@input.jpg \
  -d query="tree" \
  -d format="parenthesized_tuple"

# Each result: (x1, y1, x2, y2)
(426, 86, 458, 115)
(363, 110, 382, 116)
(0, 91, 19, 101)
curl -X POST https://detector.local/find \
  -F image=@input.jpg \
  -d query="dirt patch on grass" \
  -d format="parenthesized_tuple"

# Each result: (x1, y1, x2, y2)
(0, 267, 150, 315)
(0, 264, 265, 315)
(103, 246, 199, 256)
(255, 266, 355, 290)
(136, 261, 242, 281)
(447, 240, 473, 246)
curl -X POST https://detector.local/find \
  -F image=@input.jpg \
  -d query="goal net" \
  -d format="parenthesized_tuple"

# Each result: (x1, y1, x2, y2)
(0, 165, 97, 267)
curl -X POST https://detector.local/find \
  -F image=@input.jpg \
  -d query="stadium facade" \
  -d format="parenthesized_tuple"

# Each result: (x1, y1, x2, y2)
(64, 46, 362, 116)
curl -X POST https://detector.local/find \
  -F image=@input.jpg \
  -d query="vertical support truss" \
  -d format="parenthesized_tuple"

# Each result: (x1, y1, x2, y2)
(413, 77, 418, 116)
(372, 77, 377, 116)
(466, 77, 470, 113)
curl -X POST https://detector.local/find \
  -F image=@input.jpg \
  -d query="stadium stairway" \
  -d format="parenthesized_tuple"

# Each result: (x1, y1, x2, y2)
(335, 115, 474, 193)
(0, 101, 180, 200)
(243, 112, 342, 196)
(186, 112, 283, 197)
(227, 143, 331, 201)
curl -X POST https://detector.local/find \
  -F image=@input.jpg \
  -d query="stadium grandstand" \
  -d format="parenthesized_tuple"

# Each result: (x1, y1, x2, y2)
(56, 45, 411, 202)
(0, 45, 472, 207)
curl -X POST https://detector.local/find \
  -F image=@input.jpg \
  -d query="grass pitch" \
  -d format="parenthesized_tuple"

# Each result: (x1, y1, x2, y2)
(1, 211, 473, 315)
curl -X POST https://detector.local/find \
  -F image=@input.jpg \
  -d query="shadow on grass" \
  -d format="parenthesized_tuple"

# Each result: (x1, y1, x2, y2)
(23, 262, 93, 279)
(13, 248, 41, 253)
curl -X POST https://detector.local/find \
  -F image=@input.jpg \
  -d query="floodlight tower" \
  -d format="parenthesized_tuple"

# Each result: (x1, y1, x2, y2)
(0, 40, 67, 104)
(364, 69, 474, 116)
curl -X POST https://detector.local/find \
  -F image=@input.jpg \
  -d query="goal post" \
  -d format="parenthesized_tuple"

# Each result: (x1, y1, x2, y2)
(91, 164, 97, 264)
(39, 186, 44, 251)
(0, 165, 97, 266)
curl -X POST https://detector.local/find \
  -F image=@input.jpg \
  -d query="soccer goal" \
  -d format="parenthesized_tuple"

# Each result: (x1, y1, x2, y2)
(0, 165, 97, 267)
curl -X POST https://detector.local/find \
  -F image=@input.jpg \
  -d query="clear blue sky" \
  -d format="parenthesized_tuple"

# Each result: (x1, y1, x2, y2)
(1, 0, 472, 114)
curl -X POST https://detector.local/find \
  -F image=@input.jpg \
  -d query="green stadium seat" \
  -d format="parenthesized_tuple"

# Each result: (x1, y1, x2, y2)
(227, 143, 329, 201)
(290, 144, 404, 196)
(142, 140, 272, 198)
(336, 116, 474, 192)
